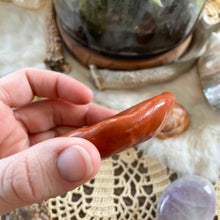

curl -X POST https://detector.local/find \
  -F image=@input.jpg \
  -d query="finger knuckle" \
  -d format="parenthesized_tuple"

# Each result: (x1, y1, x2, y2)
(10, 155, 36, 203)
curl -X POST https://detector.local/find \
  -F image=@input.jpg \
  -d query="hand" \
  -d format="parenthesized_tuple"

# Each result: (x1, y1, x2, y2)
(0, 68, 116, 215)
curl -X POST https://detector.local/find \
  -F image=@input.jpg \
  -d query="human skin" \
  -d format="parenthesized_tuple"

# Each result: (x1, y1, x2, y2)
(0, 68, 116, 215)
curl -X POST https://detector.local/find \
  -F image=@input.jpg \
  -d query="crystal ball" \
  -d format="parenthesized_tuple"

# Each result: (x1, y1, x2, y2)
(156, 175, 217, 220)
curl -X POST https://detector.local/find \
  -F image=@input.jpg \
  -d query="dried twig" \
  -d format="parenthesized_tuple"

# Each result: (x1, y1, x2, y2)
(89, 61, 195, 90)
(44, 0, 71, 73)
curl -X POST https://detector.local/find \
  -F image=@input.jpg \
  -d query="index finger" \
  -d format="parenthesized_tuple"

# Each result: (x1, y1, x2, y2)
(0, 68, 93, 107)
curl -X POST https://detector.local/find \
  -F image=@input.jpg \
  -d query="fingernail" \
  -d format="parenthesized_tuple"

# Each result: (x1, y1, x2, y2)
(57, 145, 93, 182)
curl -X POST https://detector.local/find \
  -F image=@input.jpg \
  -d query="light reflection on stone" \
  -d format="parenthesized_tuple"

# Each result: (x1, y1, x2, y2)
(197, 46, 220, 114)
(202, 72, 220, 113)
(156, 175, 216, 220)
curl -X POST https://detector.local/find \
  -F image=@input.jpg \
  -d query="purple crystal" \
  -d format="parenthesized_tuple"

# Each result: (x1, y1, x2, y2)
(156, 175, 217, 220)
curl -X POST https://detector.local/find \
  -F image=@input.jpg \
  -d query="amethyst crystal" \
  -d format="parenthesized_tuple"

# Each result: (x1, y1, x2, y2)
(156, 175, 217, 220)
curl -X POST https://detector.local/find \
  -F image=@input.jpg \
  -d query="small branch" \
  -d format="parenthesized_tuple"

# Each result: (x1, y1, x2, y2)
(89, 60, 195, 90)
(44, 0, 71, 73)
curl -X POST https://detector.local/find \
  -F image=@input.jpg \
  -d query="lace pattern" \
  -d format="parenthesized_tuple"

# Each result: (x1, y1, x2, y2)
(4, 147, 220, 219)
(46, 147, 178, 220)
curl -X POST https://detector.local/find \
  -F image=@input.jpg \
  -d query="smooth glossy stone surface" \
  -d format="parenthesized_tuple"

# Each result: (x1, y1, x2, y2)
(198, 52, 220, 114)
(156, 175, 217, 220)
(202, 71, 220, 113)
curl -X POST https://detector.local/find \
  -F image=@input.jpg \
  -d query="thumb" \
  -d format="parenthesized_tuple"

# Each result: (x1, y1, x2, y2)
(0, 137, 101, 215)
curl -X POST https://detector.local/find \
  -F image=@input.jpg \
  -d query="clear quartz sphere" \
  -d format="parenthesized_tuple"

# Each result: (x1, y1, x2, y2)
(156, 175, 217, 220)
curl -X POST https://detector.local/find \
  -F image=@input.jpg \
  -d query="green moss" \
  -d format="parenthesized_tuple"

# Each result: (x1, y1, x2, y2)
(151, 0, 164, 7)
(79, 0, 108, 37)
